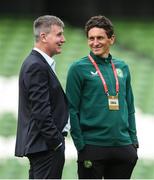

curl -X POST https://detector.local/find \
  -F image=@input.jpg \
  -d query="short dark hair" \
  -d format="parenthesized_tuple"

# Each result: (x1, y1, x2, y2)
(85, 15, 114, 38)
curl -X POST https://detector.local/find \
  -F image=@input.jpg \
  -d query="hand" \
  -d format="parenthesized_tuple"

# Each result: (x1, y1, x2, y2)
(133, 143, 139, 151)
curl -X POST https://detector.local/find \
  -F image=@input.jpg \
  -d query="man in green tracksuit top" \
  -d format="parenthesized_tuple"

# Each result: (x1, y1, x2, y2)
(66, 15, 138, 179)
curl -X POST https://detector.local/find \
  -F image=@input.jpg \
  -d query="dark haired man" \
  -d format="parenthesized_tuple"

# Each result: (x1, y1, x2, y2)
(66, 15, 138, 179)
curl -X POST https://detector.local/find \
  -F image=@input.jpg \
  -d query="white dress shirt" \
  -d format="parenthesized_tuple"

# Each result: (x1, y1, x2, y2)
(33, 47, 56, 72)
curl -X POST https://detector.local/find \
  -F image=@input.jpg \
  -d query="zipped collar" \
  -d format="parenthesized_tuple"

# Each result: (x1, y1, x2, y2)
(89, 51, 112, 64)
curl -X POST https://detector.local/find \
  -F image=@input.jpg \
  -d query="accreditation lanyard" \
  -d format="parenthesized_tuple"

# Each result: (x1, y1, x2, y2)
(88, 54, 120, 110)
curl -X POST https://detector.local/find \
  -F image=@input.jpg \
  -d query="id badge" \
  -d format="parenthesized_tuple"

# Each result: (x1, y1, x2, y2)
(108, 95, 119, 110)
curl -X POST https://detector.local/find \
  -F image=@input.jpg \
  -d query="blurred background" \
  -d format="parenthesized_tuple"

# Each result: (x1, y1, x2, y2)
(0, 0, 154, 179)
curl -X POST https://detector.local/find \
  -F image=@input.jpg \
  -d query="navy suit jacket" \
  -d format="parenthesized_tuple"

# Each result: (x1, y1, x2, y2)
(15, 50, 69, 157)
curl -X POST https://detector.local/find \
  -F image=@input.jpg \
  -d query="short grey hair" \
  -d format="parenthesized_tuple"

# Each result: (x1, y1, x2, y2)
(33, 15, 64, 42)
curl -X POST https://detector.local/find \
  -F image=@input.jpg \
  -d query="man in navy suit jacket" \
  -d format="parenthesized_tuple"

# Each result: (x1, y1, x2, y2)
(15, 15, 69, 179)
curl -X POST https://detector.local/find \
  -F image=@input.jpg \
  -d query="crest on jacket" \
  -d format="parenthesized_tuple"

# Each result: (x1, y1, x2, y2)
(116, 68, 123, 78)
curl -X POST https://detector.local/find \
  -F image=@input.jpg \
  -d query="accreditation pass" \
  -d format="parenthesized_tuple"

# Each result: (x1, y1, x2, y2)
(108, 95, 119, 110)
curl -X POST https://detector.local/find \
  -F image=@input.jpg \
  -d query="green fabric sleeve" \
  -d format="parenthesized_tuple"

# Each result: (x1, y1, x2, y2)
(66, 63, 85, 151)
(126, 65, 138, 145)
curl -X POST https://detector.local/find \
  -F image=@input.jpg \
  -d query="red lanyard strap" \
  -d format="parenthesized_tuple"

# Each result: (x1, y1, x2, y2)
(88, 54, 119, 96)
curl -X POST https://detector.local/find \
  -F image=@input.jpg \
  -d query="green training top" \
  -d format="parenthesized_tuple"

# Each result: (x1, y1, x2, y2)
(66, 51, 138, 151)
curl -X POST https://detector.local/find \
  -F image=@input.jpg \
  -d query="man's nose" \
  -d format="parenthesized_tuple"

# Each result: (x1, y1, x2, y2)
(62, 35, 66, 43)
(93, 38, 99, 45)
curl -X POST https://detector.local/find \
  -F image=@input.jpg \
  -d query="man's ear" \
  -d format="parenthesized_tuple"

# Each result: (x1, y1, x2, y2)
(110, 35, 115, 45)
(40, 32, 47, 43)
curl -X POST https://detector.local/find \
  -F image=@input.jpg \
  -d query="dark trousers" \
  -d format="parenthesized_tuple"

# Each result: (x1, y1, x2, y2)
(27, 144, 65, 179)
(78, 145, 138, 179)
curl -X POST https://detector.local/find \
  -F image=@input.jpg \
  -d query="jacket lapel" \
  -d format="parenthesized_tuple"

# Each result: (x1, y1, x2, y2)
(31, 50, 67, 100)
